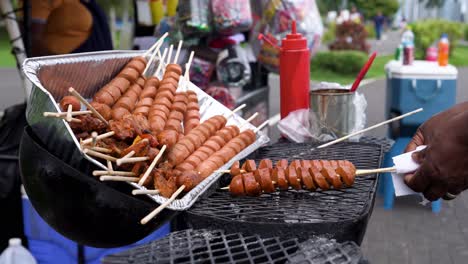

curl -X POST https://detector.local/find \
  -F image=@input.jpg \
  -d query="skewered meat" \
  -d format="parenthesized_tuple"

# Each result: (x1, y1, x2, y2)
(60, 96, 81, 111)
(225, 159, 358, 196)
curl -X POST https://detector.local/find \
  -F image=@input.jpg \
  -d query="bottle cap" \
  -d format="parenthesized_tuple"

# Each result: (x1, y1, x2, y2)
(441, 33, 448, 38)
(9, 238, 21, 246)
(281, 20, 307, 50)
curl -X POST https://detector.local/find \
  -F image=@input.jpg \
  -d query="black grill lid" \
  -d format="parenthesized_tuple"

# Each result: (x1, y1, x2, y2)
(182, 142, 383, 244)
(101, 229, 366, 264)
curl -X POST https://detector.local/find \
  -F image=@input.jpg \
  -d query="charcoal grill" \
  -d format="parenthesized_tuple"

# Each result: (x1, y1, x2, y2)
(178, 142, 383, 244)
(101, 229, 367, 264)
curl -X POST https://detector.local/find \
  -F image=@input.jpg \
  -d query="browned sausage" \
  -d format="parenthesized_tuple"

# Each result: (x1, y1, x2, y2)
(136, 97, 154, 107)
(165, 64, 183, 76)
(60, 96, 81, 111)
(309, 166, 330, 190)
(139, 86, 157, 99)
(336, 160, 355, 186)
(133, 106, 150, 116)
(272, 168, 289, 190)
(163, 71, 181, 82)
(94, 90, 114, 106)
(176, 170, 203, 191)
(230, 161, 241, 176)
(259, 159, 273, 169)
(198, 160, 219, 178)
(257, 168, 275, 193)
(229, 174, 245, 196)
(118, 67, 140, 83)
(241, 160, 257, 172)
(286, 166, 301, 190)
(114, 97, 136, 111)
(111, 107, 131, 120)
(126, 59, 146, 73)
(276, 159, 289, 169)
(320, 160, 342, 189)
(297, 167, 316, 190)
(157, 130, 179, 149)
(242, 173, 261, 196)
(89, 102, 112, 120)
(109, 77, 131, 93)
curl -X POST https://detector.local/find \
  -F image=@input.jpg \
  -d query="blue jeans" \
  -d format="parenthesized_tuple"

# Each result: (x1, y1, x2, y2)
(375, 25, 382, 40)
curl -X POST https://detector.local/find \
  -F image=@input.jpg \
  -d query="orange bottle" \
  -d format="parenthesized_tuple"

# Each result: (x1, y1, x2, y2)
(438, 34, 449, 66)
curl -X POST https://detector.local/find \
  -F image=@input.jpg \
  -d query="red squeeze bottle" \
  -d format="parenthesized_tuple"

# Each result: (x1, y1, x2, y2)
(279, 21, 310, 119)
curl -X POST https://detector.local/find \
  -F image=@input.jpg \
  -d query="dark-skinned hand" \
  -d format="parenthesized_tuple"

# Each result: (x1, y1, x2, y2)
(404, 102, 468, 201)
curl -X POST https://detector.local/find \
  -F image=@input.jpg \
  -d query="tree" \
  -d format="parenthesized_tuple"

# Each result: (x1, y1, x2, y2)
(316, 0, 342, 14)
(350, 0, 399, 19)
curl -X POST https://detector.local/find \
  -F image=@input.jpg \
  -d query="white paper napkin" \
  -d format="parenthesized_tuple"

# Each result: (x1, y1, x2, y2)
(391, 145, 426, 197)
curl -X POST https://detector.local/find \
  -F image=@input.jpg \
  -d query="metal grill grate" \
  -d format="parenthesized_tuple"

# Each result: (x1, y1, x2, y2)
(182, 142, 383, 243)
(101, 229, 366, 264)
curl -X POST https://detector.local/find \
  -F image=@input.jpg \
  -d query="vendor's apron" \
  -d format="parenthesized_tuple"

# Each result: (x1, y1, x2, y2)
(73, 0, 113, 53)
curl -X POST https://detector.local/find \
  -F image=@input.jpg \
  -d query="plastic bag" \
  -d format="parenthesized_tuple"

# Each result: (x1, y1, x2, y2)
(278, 91, 367, 143)
(211, 0, 253, 35)
(251, 0, 324, 72)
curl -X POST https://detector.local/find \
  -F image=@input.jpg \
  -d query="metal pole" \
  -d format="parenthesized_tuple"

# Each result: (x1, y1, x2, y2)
(0, 0, 32, 98)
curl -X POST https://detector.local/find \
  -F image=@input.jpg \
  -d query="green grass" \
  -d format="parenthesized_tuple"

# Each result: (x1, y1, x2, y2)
(450, 45, 468, 67)
(311, 54, 394, 85)
(0, 27, 17, 68)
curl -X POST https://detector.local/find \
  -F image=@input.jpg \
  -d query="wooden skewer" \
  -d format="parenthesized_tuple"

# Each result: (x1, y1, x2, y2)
(185, 51, 194, 74)
(99, 176, 140, 182)
(44, 110, 92, 117)
(132, 189, 160, 195)
(93, 170, 136, 176)
(142, 42, 163, 76)
(226, 104, 246, 118)
(119, 150, 136, 160)
(66, 105, 73, 122)
(143, 32, 168, 57)
(81, 131, 115, 145)
(140, 185, 186, 225)
(89, 146, 112, 154)
(83, 149, 117, 162)
(138, 145, 167, 186)
(91, 131, 98, 147)
(69, 87, 108, 125)
(116, 156, 149, 165)
(254, 120, 269, 133)
(240, 112, 259, 128)
(174, 40, 183, 64)
(166, 44, 174, 66)
(154, 48, 168, 77)
(355, 167, 396, 175)
(317, 108, 423, 149)
(215, 169, 247, 174)
(107, 160, 113, 171)
(219, 167, 396, 190)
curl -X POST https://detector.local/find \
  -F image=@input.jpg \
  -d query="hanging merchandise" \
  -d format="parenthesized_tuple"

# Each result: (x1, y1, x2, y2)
(216, 45, 252, 87)
(211, 0, 253, 35)
(189, 56, 216, 90)
(177, 0, 212, 35)
(251, 0, 323, 73)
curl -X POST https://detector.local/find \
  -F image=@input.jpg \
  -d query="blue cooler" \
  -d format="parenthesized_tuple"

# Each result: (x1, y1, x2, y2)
(385, 60, 457, 127)
(21, 190, 170, 264)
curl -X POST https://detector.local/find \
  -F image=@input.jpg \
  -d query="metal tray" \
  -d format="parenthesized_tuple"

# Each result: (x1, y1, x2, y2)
(22, 51, 269, 211)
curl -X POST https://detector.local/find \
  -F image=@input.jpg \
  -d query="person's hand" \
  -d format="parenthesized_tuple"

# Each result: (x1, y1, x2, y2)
(404, 102, 468, 201)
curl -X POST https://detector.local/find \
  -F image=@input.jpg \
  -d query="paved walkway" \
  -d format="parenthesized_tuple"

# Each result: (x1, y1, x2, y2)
(362, 193, 468, 264)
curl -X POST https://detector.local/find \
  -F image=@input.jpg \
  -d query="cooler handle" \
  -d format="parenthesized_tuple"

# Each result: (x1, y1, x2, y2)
(410, 79, 441, 102)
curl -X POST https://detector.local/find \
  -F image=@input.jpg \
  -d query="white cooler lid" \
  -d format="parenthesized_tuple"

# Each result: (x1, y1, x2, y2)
(385, 60, 458, 80)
